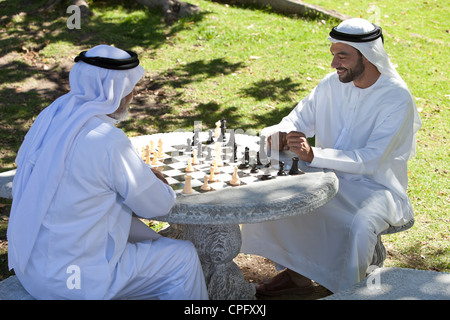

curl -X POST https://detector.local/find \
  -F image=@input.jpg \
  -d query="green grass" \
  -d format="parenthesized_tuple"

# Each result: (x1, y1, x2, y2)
(0, 0, 448, 281)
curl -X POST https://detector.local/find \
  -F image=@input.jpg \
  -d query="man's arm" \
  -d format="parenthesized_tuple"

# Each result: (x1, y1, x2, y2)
(110, 138, 176, 219)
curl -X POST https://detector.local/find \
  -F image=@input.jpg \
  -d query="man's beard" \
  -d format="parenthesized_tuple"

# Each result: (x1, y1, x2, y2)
(337, 55, 365, 83)
(109, 97, 130, 122)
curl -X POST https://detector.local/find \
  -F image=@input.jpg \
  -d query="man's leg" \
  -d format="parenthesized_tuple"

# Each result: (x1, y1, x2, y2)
(109, 237, 208, 300)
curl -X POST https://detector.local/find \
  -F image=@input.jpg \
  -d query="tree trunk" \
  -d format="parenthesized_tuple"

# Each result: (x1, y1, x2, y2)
(135, 0, 200, 24)
(40, 0, 91, 18)
(218, 0, 350, 21)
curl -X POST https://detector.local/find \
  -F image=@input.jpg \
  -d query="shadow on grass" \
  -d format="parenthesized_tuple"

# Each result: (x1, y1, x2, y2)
(0, 0, 307, 167)
(0, 0, 209, 166)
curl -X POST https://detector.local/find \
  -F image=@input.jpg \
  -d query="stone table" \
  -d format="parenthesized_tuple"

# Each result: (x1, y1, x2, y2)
(131, 132, 338, 300)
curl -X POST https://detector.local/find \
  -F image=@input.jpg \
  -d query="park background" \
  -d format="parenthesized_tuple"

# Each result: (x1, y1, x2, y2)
(0, 0, 448, 297)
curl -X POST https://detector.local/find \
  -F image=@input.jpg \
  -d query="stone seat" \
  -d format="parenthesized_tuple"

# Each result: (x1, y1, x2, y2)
(371, 218, 415, 267)
(323, 267, 450, 300)
(0, 169, 15, 199)
(0, 276, 34, 300)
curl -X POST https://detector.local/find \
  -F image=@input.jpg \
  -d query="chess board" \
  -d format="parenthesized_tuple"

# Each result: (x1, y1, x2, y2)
(131, 132, 304, 196)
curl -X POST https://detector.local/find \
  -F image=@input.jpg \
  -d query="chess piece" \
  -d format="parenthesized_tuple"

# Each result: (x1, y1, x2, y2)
(208, 166, 217, 182)
(212, 160, 219, 173)
(192, 149, 199, 165)
(182, 175, 194, 194)
(205, 147, 213, 161)
(259, 135, 268, 160)
(239, 147, 250, 169)
(219, 118, 227, 144)
(185, 158, 194, 172)
(151, 155, 158, 165)
(250, 163, 259, 173)
(197, 142, 203, 157)
(149, 141, 154, 154)
(230, 166, 240, 186)
(260, 166, 273, 180)
(192, 130, 199, 146)
(288, 156, 304, 175)
(186, 138, 192, 152)
(227, 129, 235, 147)
(157, 139, 164, 158)
(206, 130, 214, 144)
(277, 161, 287, 176)
(214, 120, 221, 138)
(256, 151, 262, 166)
(201, 175, 212, 191)
(215, 143, 223, 167)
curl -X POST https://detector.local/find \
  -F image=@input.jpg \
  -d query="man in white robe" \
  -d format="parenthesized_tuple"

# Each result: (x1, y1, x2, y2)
(7, 45, 208, 300)
(241, 18, 421, 294)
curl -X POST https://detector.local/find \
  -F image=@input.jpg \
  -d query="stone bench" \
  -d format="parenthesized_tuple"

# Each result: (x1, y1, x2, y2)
(0, 169, 15, 199)
(0, 276, 34, 300)
(371, 218, 415, 267)
(2, 267, 449, 300)
(323, 267, 450, 300)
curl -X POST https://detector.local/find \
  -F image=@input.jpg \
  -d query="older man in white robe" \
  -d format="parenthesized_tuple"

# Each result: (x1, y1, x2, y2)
(7, 45, 208, 300)
(241, 18, 421, 294)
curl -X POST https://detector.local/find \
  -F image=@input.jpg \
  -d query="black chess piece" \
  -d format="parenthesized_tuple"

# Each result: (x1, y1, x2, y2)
(232, 143, 237, 163)
(260, 166, 273, 180)
(206, 130, 214, 144)
(288, 156, 304, 175)
(277, 161, 287, 176)
(219, 118, 227, 144)
(250, 163, 259, 173)
(238, 147, 250, 169)
(256, 151, 262, 165)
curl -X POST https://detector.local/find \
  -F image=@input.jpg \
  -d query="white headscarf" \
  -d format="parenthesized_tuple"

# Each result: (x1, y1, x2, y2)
(8, 45, 144, 272)
(328, 18, 421, 153)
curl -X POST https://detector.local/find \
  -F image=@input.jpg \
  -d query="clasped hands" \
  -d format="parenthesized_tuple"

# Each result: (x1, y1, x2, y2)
(267, 131, 314, 163)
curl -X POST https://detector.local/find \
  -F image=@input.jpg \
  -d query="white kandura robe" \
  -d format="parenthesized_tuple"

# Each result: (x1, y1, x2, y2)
(241, 72, 420, 293)
(13, 115, 208, 300)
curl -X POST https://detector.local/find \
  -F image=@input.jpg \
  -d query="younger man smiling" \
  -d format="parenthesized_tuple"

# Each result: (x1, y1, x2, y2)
(241, 18, 422, 295)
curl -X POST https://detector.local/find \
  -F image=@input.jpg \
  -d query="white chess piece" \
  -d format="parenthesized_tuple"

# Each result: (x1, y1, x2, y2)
(208, 166, 217, 182)
(230, 166, 240, 186)
(201, 175, 212, 191)
(182, 175, 194, 194)
(192, 149, 199, 165)
(157, 138, 164, 158)
(214, 120, 221, 138)
(185, 158, 194, 172)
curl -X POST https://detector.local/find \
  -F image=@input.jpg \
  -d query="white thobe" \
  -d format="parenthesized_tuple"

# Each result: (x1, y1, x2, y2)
(13, 115, 208, 300)
(241, 72, 419, 293)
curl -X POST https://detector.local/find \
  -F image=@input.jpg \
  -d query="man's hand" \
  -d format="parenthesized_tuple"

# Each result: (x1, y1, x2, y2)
(151, 168, 169, 185)
(267, 132, 289, 151)
(286, 131, 314, 163)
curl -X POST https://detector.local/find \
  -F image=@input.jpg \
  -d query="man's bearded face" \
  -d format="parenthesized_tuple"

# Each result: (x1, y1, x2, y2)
(109, 90, 135, 121)
(330, 43, 366, 83)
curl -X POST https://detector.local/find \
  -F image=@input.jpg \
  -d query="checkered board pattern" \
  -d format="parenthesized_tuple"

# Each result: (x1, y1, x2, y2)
(148, 143, 281, 195)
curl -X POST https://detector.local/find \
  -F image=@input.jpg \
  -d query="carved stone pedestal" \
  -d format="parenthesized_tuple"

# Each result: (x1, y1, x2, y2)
(183, 224, 256, 300)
